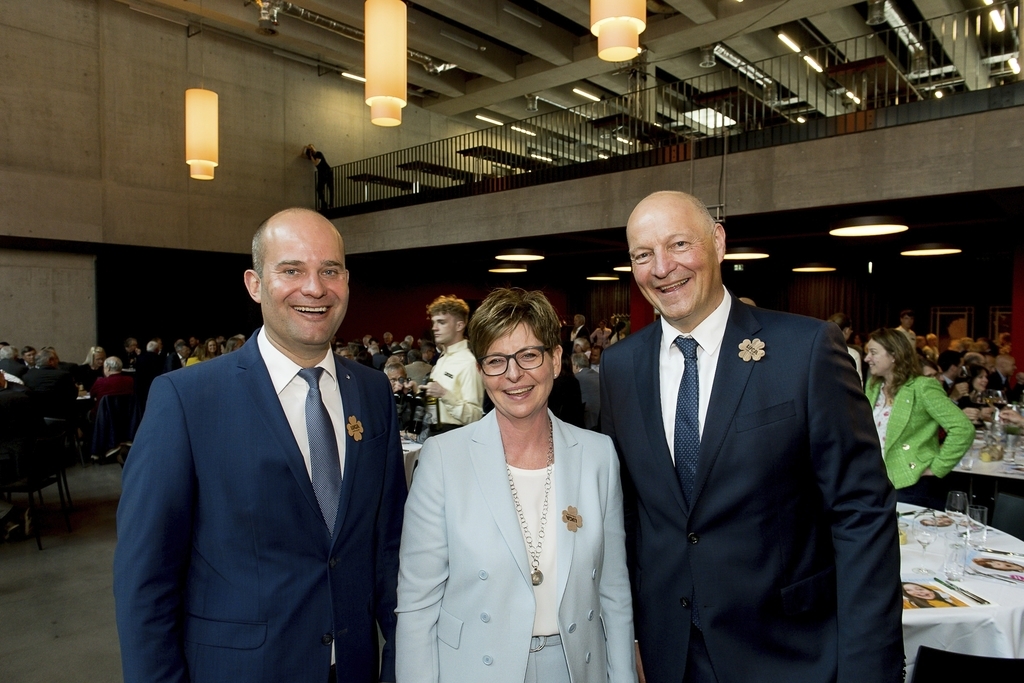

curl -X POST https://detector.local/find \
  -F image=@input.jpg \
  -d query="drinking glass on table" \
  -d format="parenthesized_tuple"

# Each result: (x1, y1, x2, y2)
(967, 505, 988, 549)
(943, 542, 967, 582)
(913, 513, 938, 575)
(945, 491, 969, 535)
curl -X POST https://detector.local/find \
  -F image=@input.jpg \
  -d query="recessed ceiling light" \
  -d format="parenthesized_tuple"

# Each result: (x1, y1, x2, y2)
(587, 272, 620, 281)
(792, 264, 836, 273)
(796, 115, 806, 123)
(803, 55, 823, 73)
(489, 265, 527, 273)
(724, 247, 769, 260)
(341, 72, 367, 82)
(934, 90, 944, 99)
(829, 216, 909, 237)
(572, 87, 601, 102)
(778, 33, 802, 53)
(475, 114, 504, 126)
(900, 244, 962, 257)
(495, 248, 544, 261)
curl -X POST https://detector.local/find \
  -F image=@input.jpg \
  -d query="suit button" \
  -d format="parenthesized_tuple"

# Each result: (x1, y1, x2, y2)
(586, 652, 592, 663)
(321, 633, 333, 645)
(568, 623, 577, 633)
(480, 612, 490, 623)
(587, 610, 594, 621)
(329, 558, 337, 569)
(483, 655, 493, 666)
(688, 533, 699, 544)
(478, 570, 488, 580)
(680, 597, 690, 608)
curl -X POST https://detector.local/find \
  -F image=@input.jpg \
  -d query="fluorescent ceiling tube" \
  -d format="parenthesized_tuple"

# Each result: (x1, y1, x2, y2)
(778, 33, 801, 52)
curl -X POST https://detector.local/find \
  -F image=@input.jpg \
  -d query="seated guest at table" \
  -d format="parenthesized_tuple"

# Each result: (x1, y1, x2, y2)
(589, 345, 602, 372)
(989, 354, 1023, 403)
(923, 334, 939, 363)
(123, 338, 141, 370)
(937, 350, 964, 396)
(864, 328, 975, 507)
(956, 364, 996, 427)
(396, 287, 635, 683)
(21, 346, 37, 369)
(166, 339, 191, 371)
(90, 356, 134, 416)
(0, 345, 28, 379)
(1000, 408, 1024, 427)
(420, 341, 438, 366)
(403, 349, 432, 385)
(23, 348, 78, 419)
(78, 346, 107, 391)
(185, 337, 220, 366)
(902, 582, 964, 609)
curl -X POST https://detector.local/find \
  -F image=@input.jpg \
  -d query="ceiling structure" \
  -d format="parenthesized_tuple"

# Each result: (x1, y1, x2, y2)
(118, 0, 1000, 132)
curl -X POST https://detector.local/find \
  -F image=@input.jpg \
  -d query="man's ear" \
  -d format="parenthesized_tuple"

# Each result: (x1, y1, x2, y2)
(243, 270, 262, 304)
(455, 319, 466, 333)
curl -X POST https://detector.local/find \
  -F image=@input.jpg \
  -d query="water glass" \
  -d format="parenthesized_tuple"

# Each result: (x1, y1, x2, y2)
(967, 505, 988, 548)
(943, 542, 967, 581)
(960, 448, 976, 471)
(945, 491, 969, 533)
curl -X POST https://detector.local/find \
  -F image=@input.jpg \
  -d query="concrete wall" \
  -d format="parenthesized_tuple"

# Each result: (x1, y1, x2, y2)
(0, 250, 97, 361)
(0, 0, 474, 254)
(333, 106, 1024, 254)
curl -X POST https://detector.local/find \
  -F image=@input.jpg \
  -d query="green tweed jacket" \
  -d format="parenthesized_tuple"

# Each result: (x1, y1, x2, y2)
(865, 375, 976, 489)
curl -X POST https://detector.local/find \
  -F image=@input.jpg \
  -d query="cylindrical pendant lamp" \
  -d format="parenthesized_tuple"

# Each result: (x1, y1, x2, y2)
(590, 0, 646, 62)
(185, 88, 219, 180)
(364, 0, 407, 126)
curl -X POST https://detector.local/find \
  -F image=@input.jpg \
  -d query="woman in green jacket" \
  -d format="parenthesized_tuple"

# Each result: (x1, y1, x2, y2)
(864, 327, 975, 507)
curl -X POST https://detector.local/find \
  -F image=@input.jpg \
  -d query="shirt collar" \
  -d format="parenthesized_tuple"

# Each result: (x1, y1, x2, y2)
(441, 339, 469, 356)
(257, 327, 337, 396)
(659, 286, 732, 356)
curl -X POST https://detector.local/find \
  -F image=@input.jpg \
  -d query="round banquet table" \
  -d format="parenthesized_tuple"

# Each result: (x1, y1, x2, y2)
(900, 503, 1024, 679)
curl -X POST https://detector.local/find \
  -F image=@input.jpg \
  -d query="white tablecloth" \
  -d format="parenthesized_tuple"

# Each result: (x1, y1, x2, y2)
(402, 440, 423, 490)
(900, 503, 1024, 678)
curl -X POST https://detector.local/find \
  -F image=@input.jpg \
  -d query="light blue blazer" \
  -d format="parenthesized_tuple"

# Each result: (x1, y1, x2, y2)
(395, 410, 636, 683)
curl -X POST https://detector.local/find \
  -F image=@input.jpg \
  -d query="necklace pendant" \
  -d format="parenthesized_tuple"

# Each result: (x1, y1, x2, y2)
(531, 569, 544, 586)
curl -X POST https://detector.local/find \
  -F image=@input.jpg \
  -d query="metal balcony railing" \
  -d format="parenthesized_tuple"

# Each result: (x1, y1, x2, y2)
(321, 2, 1022, 218)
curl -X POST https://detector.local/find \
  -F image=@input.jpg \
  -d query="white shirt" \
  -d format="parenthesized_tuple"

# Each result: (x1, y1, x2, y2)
(659, 288, 732, 463)
(432, 339, 484, 426)
(257, 328, 347, 480)
(507, 464, 558, 636)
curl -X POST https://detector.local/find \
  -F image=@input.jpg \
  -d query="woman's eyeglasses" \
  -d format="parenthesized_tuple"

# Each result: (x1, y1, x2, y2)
(477, 346, 549, 376)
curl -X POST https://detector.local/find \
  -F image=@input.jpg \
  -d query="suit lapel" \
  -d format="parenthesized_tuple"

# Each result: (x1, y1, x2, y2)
(332, 356, 362, 541)
(692, 300, 760, 508)
(553, 416, 580, 606)
(470, 413, 534, 586)
(634, 322, 690, 517)
(237, 341, 322, 522)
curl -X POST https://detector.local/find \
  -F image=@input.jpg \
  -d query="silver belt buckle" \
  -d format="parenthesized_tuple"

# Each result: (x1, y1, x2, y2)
(529, 635, 548, 653)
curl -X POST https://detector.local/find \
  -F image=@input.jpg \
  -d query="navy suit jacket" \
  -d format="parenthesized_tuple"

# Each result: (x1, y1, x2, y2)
(600, 297, 903, 683)
(113, 334, 407, 683)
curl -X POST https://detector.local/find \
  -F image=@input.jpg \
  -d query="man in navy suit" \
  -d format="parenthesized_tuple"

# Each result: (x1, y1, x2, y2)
(114, 208, 406, 683)
(600, 192, 902, 683)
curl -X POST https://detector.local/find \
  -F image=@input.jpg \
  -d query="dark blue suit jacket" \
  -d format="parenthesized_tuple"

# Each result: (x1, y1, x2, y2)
(600, 297, 903, 683)
(113, 335, 406, 683)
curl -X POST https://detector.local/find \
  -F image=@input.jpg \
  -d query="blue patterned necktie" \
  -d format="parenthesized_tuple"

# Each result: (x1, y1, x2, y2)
(673, 336, 700, 503)
(297, 367, 342, 535)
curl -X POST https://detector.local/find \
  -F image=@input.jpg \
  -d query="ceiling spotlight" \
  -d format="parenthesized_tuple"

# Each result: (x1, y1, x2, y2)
(699, 45, 716, 68)
(612, 262, 632, 272)
(796, 115, 807, 123)
(525, 94, 539, 112)
(829, 216, 909, 237)
(724, 247, 769, 260)
(934, 90, 944, 99)
(495, 248, 544, 261)
(489, 264, 528, 273)
(900, 243, 962, 256)
(587, 272, 620, 281)
(866, 0, 886, 26)
(792, 263, 836, 273)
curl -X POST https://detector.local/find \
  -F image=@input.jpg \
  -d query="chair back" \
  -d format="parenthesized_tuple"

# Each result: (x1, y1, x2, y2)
(91, 394, 141, 456)
(911, 646, 1024, 681)
(992, 492, 1024, 540)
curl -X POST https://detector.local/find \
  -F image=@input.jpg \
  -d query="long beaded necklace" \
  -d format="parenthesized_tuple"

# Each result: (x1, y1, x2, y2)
(505, 420, 554, 586)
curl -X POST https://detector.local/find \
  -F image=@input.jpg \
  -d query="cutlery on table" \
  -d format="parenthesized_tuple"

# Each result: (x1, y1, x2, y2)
(932, 578, 990, 605)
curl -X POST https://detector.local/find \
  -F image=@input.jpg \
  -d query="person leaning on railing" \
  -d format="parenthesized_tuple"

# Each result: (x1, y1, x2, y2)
(864, 327, 975, 509)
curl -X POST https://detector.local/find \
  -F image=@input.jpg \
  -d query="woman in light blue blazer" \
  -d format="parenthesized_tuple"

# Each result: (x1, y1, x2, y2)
(396, 288, 636, 683)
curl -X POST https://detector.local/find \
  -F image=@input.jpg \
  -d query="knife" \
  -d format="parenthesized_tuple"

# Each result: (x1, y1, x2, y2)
(933, 577, 990, 605)
(965, 568, 1018, 584)
(976, 547, 1024, 558)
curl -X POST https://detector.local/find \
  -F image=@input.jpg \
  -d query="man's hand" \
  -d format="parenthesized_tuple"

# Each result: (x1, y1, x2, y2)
(950, 382, 969, 401)
(424, 381, 448, 399)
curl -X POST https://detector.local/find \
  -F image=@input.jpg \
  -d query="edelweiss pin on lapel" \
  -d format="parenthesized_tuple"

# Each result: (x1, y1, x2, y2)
(562, 506, 583, 532)
(738, 338, 765, 362)
(346, 416, 364, 441)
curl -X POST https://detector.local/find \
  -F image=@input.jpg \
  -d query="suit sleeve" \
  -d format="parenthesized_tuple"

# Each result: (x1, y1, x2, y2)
(112, 376, 195, 683)
(597, 439, 638, 683)
(395, 437, 448, 683)
(807, 323, 904, 683)
(375, 376, 409, 683)
(917, 377, 975, 478)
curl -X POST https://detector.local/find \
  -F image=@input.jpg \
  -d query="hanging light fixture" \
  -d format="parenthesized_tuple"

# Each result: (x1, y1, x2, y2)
(590, 0, 646, 62)
(865, 0, 886, 26)
(364, 0, 407, 127)
(699, 45, 716, 68)
(829, 216, 908, 237)
(900, 243, 962, 257)
(587, 272, 620, 281)
(489, 264, 528, 273)
(185, 88, 219, 180)
(612, 262, 632, 272)
(495, 248, 544, 262)
(724, 247, 769, 260)
(792, 263, 836, 273)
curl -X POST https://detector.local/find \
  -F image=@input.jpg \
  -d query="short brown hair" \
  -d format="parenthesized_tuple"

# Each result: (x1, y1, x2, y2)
(427, 295, 470, 324)
(468, 288, 561, 360)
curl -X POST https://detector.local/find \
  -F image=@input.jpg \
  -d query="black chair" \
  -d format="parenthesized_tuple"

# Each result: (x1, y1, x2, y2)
(91, 394, 141, 463)
(0, 431, 73, 550)
(992, 492, 1024, 540)
(911, 646, 1024, 681)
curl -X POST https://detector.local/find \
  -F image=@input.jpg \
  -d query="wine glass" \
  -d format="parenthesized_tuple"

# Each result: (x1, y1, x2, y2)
(913, 514, 937, 574)
(945, 491, 969, 536)
(991, 390, 1007, 411)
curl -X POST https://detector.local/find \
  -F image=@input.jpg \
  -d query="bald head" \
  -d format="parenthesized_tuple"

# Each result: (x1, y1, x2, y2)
(252, 208, 343, 277)
(627, 191, 717, 238)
